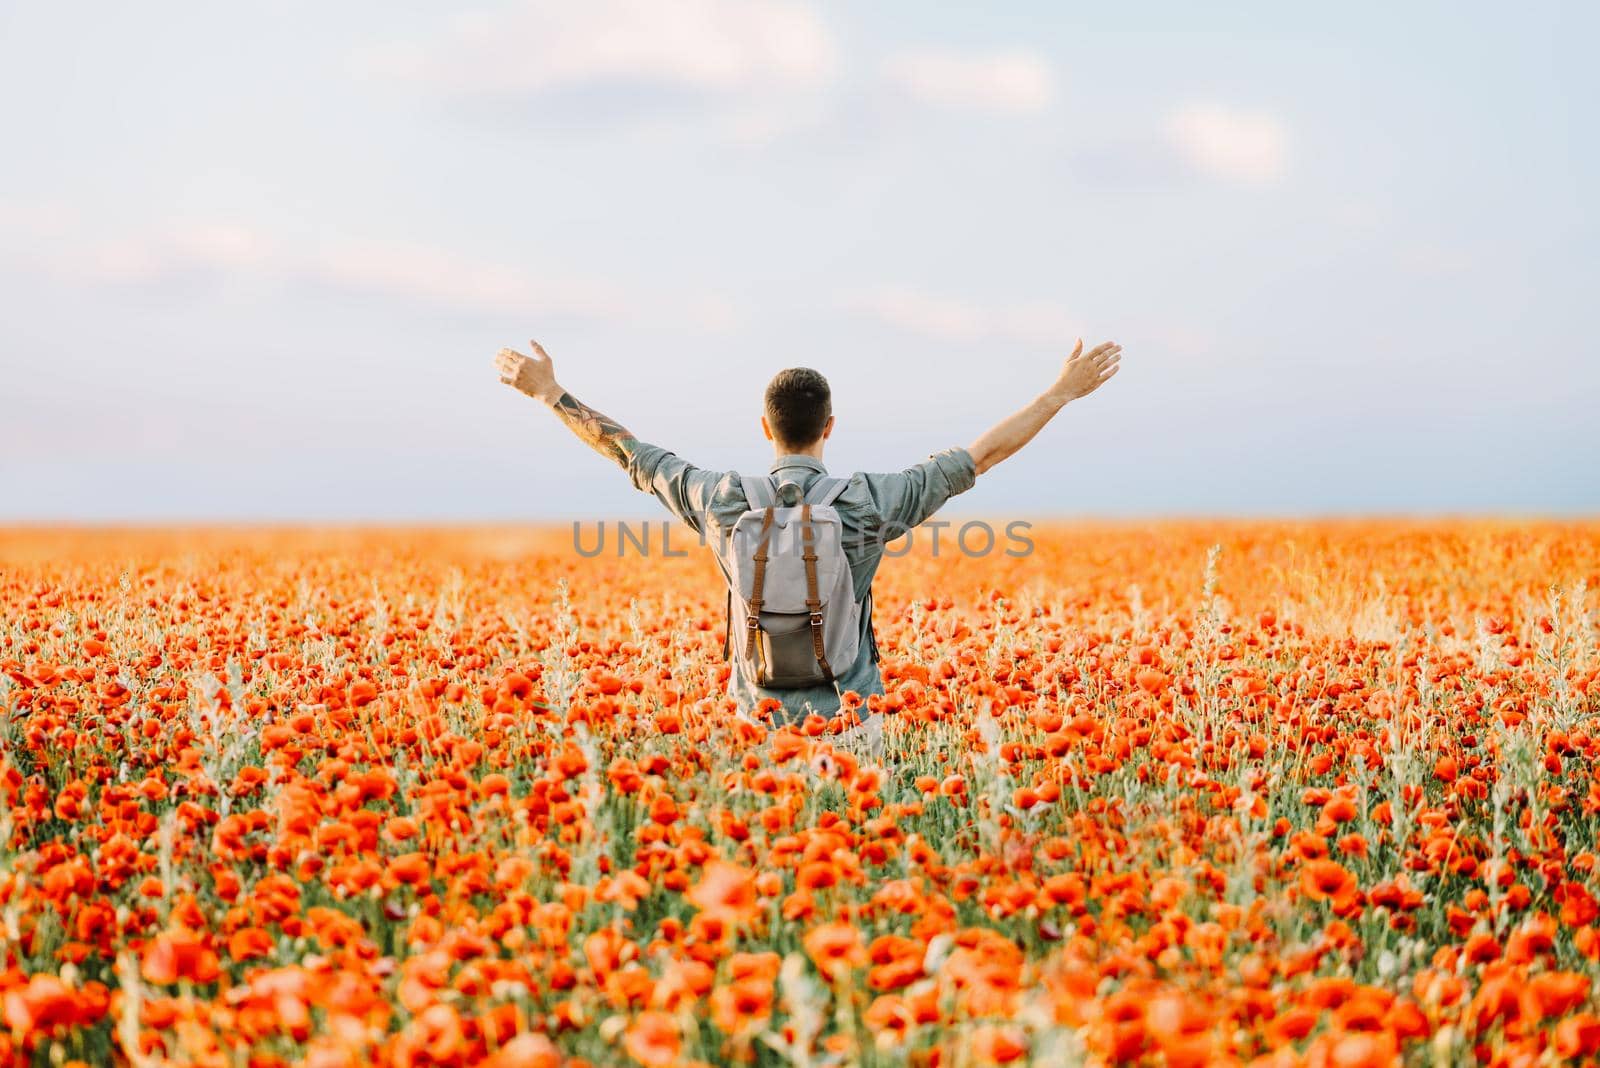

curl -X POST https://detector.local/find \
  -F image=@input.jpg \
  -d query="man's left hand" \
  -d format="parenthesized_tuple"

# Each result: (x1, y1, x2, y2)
(495, 341, 562, 403)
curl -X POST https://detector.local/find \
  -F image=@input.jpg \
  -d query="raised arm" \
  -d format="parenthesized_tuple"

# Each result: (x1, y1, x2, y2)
(495, 341, 636, 468)
(495, 341, 733, 534)
(967, 340, 1121, 475)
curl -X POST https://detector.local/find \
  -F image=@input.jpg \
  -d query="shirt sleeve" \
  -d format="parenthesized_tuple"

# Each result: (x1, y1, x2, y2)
(858, 447, 977, 532)
(625, 441, 730, 536)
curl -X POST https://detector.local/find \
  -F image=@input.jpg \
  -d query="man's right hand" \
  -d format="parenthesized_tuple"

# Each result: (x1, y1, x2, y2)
(1048, 340, 1122, 405)
(967, 338, 1125, 474)
(495, 341, 563, 404)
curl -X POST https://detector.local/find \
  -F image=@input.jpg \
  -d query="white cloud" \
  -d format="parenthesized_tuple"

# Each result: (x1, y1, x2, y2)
(308, 239, 625, 319)
(167, 224, 277, 271)
(883, 49, 1055, 114)
(855, 287, 1079, 347)
(0, 199, 78, 240)
(308, 238, 740, 331)
(1166, 102, 1289, 186)
(357, 0, 836, 98)
(7, 222, 737, 333)
(315, 239, 739, 330)
(4, 221, 284, 286)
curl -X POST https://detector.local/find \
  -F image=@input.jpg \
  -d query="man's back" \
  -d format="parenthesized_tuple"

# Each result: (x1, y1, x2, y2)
(624, 446, 978, 722)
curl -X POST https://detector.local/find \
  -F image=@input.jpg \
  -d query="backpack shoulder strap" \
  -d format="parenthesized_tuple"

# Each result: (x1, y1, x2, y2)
(740, 475, 775, 509)
(805, 475, 849, 508)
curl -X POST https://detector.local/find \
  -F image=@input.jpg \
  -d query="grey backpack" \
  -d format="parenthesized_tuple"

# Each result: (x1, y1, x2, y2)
(720, 475, 860, 689)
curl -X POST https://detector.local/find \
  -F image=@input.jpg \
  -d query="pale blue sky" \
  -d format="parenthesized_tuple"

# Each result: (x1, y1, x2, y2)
(2, 1, 1595, 519)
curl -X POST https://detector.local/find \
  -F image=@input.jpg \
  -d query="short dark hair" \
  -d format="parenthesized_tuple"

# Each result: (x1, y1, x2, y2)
(764, 368, 832, 449)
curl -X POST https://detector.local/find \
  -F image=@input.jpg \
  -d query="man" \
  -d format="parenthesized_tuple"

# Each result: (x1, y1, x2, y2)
(494, 340, 1121, 747)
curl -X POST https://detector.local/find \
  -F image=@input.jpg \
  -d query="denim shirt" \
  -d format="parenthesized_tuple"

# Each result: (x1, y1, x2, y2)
(624, 445, 977, 724)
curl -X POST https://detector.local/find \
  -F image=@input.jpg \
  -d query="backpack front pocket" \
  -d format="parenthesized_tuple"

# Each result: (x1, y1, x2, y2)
(753, 610, 829, 688)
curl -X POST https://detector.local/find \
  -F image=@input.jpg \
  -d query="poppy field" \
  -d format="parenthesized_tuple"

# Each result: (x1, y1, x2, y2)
(2, 521, 1599, 1067)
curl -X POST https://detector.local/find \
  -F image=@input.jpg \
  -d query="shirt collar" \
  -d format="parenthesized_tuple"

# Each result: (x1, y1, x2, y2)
(769, 454, 828, 476)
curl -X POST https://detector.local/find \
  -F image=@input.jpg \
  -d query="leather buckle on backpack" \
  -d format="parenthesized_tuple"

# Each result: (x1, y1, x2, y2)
(746, 615, 761, 630)
(809, 611, 824, 626)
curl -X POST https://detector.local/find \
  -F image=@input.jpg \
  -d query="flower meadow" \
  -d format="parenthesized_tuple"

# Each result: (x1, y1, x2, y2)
(2, 522, 1599, 1068)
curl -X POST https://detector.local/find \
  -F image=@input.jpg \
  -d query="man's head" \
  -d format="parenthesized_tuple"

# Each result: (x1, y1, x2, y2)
(762, 367, 834, 455)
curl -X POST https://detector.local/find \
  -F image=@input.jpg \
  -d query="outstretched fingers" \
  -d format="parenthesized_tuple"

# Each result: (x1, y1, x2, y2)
(1080, 343, 1122, 394)
(495, 347, 525, 384)
(1087, 344, 1121, 372)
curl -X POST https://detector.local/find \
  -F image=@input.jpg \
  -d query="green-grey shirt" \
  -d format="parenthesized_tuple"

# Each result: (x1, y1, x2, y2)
(625, 445, 977, 724)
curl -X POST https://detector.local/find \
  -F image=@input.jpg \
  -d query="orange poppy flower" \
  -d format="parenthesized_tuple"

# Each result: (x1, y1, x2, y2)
(1301, 859, 1358, 903)
(622, 1010, 681, 1068)
(804, 922, 867, 982)
(686, 860, 760, 925)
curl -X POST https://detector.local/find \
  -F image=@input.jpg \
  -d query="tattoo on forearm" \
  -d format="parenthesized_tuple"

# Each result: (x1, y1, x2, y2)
(553, 392, 637, 467)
